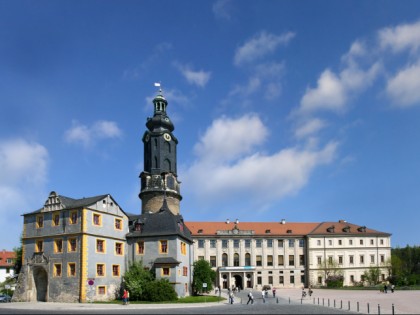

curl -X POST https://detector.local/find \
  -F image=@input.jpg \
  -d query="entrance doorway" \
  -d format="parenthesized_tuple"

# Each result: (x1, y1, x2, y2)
(233, 275, 243, 290)
(33, 266, 48, 302)
(246, 273, 252, 288)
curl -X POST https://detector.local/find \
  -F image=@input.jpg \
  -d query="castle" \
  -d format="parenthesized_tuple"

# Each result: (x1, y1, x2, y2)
(13, 89, 391, 302)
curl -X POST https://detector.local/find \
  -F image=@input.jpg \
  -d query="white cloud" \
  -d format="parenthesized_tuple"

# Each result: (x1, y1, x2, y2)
(378, 20, 420, 53)
(64, 120, 122, 147)
(183, 115, 337, 206)
(234, 31, 295, 66)
(294, 118, 327, 138)
(0, 139, 49, 248)
(386, 61, 420, 107)
(212, 0, 233, 20)
(174, 63, 211, 87)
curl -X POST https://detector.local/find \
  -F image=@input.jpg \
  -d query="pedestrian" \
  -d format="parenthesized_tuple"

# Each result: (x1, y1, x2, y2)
(384, 284, 388, 293)
(122, 289, 128, 305)
(301, 287, 306, 299)
(262, 289, 266, 303)
(272, 288, 276, 298)
(309, 286, 313, 297)
(247, 292, 254, 305)
(229, 290, 234, 304)
(391, 284, 395, 293)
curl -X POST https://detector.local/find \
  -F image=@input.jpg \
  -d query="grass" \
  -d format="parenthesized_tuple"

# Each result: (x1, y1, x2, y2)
(94, 295, 225, 304)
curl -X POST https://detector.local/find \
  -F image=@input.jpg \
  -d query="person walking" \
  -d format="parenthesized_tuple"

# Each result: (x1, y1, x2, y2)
(262, 289, 266, 303)
(247, 292, 254, 305)
(272, 288, 276, 298)
(122, 289, 128, 305)
(229, 290, 234, 304)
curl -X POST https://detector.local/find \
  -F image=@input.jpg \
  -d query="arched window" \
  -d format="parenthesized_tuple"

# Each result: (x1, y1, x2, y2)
(234, 253, 240, 266)
(222, 253, 228, 267)
(245, 253, 251, 266)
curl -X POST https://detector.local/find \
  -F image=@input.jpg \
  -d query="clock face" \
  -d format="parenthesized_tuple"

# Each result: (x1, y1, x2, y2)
(163, 133, 172, 141)
(145, 134, 150, 142)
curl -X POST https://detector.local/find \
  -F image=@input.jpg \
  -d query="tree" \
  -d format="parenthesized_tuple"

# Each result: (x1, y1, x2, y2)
(142, 279, 177, 302)
(192, 259, 216, 295)
(13, 233, 23, 274)
(123, 261, 154, 300)
(363, 267, 381, 286)
(318, 258, 344, 287)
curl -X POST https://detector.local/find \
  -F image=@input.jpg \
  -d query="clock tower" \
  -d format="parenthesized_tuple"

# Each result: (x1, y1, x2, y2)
(139, 87, 182, 215)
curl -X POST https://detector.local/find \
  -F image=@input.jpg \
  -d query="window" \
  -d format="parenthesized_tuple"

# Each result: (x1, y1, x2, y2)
(278, 255, 284, 266)
(279, 276, 284, 284)
(137, 241, 144, 254)
(360, 239, 364, 245)
(338, 240, 342, 245)
(268, 276, 273, 284)
(317, 240, 321, 246)
(69, 210, 78, 224)
(318, 276, 322, 284)
(245, 239, 251, 248)
(288, 239, 294, 247)
(183, 266, 188, 276)
(289, 255, 295, 266)
(233, 240, 240, 248)
(36, 240, 43, 252)
(112, 265, 120, 277)
(210, 240, 216, 248)
(222, 253, 228, 266)
(278, 239, 284, 248)
(52, 213, 60, 226)
(68, 263, 76, 277)
(222, 240, 228, 248)
(198, 240, 205, 248)
(96, 239, 105, 253)
(54, 264, 62, 277)
(256, 239, 262, 248)
(68, 238, 77, 252)
(370, 239, 374, 245)
(54, 239, 63, 253)
(328, 240, 332, 246)
(96, 264, 105, 277)
(380, 255, 385, 263)
(245, 253, 251, 266)
(267, 255, 273, 266)
(115, 218, 122, 230)
(97, 286, 106, 295)
(234, 253, 239, 266)
(36, 215, 44, 228)
(380, 239, 384, 245)
(290, 275, 295, 284)
(328, 256, 333, 264)
(267, 239, 273, 247)
(370, 255, 375, 264)
(115, 242, 123, 255)
(299, 255, 305, 266)
(210, 256, 216, 267)
(360, 255, 365, 264)
(349, 255, 354, 264)
(181, 242, 187, 255)
(256, 255, 262, 266)
(349, 239, 353, 245)
(162, 267, 170, 276)
(350, 275, 355, 283)
(317, 256, 322, 265)
(301, 274, 305, 284)
(257, 276, 262, 285)
(299, 239, 305, 247)
(198, 256, 204, 260)
(160, 240, 168, 253)
(93, 213, 102, 226)
(338, 256, 343, 265)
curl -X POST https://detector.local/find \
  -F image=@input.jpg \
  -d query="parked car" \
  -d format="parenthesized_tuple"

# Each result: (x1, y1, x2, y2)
(0, 294, 11, 303)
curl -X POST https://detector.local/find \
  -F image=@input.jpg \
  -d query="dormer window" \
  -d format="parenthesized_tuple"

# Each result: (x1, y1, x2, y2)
(287, 229, 292, 234)
(135, 223, 141, 231)
(343, 226, 350, 232)
(265, 229, 271, 234)
(326, 226, 335, 233)
(197, 229, 203, 234)
(357, 226, 366, 232)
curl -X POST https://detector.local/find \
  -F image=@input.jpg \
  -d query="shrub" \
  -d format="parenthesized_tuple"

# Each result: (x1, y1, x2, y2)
(325, 275, 344, 288)
(142, 279, 178, 302)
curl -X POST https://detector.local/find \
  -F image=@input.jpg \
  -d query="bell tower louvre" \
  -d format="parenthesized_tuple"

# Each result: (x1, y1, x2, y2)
(139, 85, 182, 215)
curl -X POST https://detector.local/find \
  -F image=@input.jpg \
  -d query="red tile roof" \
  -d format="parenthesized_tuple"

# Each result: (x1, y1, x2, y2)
(0, 250, 15, 267)
(185, 220, 390, 237)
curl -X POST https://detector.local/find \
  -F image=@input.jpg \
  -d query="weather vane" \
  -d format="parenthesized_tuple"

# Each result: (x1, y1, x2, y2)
(154, 82, 162, 93)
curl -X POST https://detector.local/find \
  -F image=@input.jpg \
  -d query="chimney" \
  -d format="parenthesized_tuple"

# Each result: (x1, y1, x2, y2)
(280, 219, 286, 225)
(226, 219, 230, 224)
(235, 218, 239, 224)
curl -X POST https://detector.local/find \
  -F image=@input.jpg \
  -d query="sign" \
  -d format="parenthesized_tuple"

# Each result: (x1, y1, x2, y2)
(202, 283, 207, 288)
(88, 279, 95, 286)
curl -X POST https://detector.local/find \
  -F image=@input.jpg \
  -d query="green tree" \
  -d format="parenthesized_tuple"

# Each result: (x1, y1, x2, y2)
(363, 267, 381, 286)
(142, 279, 178, 302)
(318, 258, 344, 287)
(192, 259, 216, 295)
(123, 261, 154, 300)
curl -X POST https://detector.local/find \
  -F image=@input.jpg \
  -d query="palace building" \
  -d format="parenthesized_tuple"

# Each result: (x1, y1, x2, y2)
(13, 88, 391, 302)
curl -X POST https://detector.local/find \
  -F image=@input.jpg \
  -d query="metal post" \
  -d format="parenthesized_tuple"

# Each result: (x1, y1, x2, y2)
(368, 302, 370, 314)
(334, 299, 336, 308)
(357, 301, 359, 312)
(289, 297, 290, 304)
(348, 301, 350, 310)
(318, 297, 319, 305)
(277, 297, 278, 304)
(323, 298, 324, 306)
(392, 303, 395, 315)
(328, 299, 330, 307)
(341, 300, 343, 309)
(378, 304, 381, 315)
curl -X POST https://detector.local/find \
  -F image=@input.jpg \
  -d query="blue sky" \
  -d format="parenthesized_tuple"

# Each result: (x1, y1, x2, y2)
(1, 0, 420, 250)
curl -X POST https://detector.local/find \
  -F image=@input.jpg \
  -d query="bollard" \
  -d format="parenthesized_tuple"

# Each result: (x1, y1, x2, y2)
(367, 302, 370, 314)
(340, 300, 343, 309)
(318, 297, 320, 305)
(392, 303, 395, 315)
(323, 298, 324, 306)
(357, 301, 359, 312)
(301, 298, 303, 304)
(289, 297, 290, 304)
(328, 299, 330, 307)
(348, 301, 350, 311)
(313, 298, 315, 304)
(276, 297, 278, 304)
(334, 299, 336, 308)
(378, 304, 380, 315)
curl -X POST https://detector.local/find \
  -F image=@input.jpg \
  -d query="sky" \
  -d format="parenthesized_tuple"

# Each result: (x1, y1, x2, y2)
(1, 0, 420, 250)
